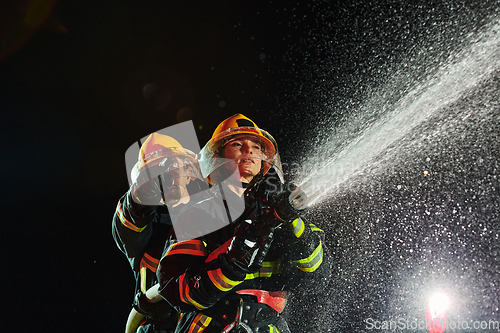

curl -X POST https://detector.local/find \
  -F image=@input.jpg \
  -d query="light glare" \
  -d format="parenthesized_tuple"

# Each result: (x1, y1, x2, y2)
(429, 292, 449, 314)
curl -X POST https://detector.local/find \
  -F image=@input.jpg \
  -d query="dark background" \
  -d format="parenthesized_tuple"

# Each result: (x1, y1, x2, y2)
(1, 1, 499, 332)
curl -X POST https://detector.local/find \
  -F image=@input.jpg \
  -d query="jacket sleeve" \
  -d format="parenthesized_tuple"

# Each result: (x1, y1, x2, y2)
(111, 190, 158, 270)
(279, 217, 332, 294)
(156, 206, 246, 313)
(157, 237, 247, 314)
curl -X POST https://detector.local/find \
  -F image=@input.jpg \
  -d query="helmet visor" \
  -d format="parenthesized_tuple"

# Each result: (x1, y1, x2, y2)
(130, 147, 202, 185)
(199, 127, 283, 184)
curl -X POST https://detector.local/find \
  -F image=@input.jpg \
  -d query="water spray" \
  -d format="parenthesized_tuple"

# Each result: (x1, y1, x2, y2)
(288, 21, 500, 210)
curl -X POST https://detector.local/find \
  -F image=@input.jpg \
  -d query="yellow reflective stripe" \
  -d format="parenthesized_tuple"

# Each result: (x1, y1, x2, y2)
(293, 242, 323, 272)
(290, 217, 305, 238)
(116, 201, 147, 232)
(268, 324, 281, 333)
(178, 273, 208, 310)
(163, 240, 208, 259)
(245, 260, 283, 280)
(140, 266, 147, 293)
(139, 253, 159, 293)
(309, 223, 323, 232)
(188, 313, 212, 333)
(140, 252, 159, 272)
(207, 268, 242, 291)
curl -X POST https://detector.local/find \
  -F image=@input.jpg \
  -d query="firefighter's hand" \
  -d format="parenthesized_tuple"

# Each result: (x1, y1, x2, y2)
(130, 158, 175, 206)
(226, 219, 275, 274)
(133, 292, 177, 323)
(271, 187, 301, 223)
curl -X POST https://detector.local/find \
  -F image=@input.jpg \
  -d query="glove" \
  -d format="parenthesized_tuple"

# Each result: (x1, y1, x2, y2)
(130, 157, 175, 206)
(271, 187, 301, 223)
(244, 177, 302, 225)
(226, 183, 302, 274)
(133, 292, 178, 324)
(226, 218, 275, 274)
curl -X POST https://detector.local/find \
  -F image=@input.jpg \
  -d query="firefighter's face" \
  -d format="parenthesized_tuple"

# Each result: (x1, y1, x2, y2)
(162, 157, 191, 205)
(223, 135, 263, 183)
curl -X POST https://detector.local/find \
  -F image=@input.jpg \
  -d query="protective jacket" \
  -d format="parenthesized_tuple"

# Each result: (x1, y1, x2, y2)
(157, 182, 331, 333)
(112, 191, 187, 333)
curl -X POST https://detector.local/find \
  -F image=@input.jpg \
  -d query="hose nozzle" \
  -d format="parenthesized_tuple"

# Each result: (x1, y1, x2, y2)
(289, 186, 309, 210)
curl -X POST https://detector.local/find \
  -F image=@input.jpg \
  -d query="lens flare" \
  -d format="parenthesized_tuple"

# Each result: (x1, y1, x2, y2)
(429, 292, 449, 314)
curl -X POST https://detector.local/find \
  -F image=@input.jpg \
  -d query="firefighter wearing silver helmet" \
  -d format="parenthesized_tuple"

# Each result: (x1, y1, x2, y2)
(157, 114, 332, 333)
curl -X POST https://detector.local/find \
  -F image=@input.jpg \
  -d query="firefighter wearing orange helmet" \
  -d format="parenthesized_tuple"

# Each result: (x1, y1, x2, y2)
(156, 114, 332, 333)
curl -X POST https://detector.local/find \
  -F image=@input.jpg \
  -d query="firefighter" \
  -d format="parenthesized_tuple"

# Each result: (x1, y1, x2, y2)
(112, 133, 208, 333)
(156, 114, 332, 333)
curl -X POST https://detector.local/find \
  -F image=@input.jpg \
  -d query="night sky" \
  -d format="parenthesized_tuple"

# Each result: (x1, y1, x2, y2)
(2, 1, 499, 332)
